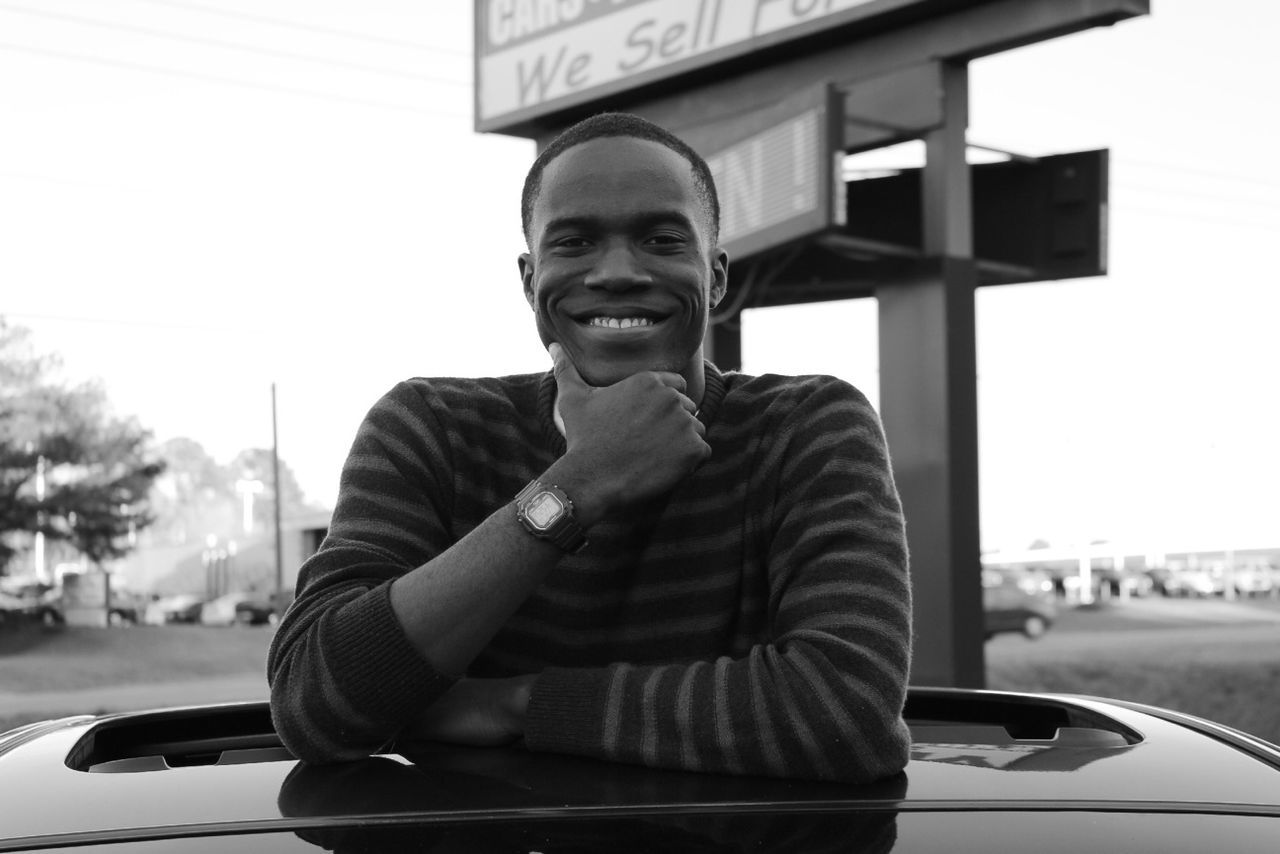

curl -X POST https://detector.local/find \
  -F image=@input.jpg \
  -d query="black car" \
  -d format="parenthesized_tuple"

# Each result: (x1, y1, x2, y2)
(983, 567, 1057, 639)
(2, 687, 1278, 852)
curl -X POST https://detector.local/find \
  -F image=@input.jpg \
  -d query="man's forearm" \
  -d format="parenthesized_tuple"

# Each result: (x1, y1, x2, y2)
(388, 447, 616, 677)
(388, 497, 567, 677)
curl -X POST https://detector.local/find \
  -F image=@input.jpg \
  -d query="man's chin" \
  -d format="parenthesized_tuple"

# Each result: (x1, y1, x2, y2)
(577, 356, 686, 387)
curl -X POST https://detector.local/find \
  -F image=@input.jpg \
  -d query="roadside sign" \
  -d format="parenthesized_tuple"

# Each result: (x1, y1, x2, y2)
(474, 0, 986, 133)
(705, 84, 845, 260)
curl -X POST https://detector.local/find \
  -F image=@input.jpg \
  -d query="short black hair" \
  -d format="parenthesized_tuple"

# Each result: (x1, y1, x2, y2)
(521, 112, 720, 247)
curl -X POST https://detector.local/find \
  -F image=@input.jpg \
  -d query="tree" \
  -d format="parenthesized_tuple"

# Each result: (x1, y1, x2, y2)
(146, 437, 238, 546)
(0, 318, 165, 572)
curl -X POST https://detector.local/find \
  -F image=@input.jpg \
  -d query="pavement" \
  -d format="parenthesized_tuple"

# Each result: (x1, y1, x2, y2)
(0, 673, 268, 717)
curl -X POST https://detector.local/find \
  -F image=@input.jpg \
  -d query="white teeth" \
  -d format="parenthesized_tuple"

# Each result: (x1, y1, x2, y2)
(587, 317, 655, 329)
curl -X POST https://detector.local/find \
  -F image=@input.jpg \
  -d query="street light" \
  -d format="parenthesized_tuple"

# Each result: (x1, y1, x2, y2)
(234, 478, 265, 534)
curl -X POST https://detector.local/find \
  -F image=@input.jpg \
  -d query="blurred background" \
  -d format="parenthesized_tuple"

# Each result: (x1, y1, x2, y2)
(1, 1, 1278, 732)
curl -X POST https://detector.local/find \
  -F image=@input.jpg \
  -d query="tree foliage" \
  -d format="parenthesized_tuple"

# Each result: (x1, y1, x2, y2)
(147, 439, 318, 548)
(0, 319, 165, 571)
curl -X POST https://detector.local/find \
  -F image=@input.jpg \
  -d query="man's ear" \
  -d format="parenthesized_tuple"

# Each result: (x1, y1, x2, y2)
(709, 248, 729, 310)
(519, 252, 535, 309)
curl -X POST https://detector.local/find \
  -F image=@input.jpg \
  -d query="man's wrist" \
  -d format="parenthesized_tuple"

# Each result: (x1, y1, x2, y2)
(538, 462, 608, 529)
(507, 674, 535, 731)
(515, 480, 588, 553)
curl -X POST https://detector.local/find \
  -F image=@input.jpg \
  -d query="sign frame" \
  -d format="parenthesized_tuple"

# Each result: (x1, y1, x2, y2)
(474, 0, 989, 134)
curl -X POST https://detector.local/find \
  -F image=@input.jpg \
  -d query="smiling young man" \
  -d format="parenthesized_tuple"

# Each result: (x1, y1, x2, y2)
(268, 113, 913, 783)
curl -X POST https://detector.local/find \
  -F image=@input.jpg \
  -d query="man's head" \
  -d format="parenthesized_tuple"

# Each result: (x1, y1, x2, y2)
(518, 113, 728, 399)
(521, 113, 721, 247)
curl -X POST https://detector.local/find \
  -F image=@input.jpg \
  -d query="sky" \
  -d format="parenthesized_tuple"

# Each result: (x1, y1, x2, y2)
(2, 1, 1277, 556)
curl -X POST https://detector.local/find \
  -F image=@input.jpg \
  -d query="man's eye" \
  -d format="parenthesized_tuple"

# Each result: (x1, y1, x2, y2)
(550, 236, 590, 250)
(647, 232, 686, 247)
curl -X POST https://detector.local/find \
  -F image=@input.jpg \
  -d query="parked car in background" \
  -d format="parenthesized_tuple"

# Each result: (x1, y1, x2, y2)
(143, 594, 204, 625)
(105, 588, 146, 626)
(198, 592, 277, 627)
(1164, 567, 1222, 598)
(983, 567, 1057, 639)
(1230, 564, 1276, 598)
(0, 587, 35, 625)
(1, 578, 56, 626)
(233, 595, 278, 626)
(2, 687, 1279, 851)
(1095, 566, 1155, 599)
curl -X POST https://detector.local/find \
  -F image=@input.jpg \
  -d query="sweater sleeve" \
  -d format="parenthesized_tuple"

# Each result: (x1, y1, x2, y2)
(267, 382, 459, 763)
(523, 378, 912, 783)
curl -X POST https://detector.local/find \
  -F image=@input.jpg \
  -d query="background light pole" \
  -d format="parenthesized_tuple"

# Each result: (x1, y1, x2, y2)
(271, 383, 284, 611)
(33, 453, 47, 583)
(234, 478, 264, 534)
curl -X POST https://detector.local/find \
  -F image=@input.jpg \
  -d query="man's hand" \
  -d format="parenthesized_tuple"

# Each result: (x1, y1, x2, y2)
(547, 342, 710, 524)
(405, 676, 535, 747)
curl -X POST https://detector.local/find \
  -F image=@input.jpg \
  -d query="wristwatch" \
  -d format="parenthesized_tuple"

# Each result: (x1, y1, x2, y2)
(514, 479, 588, 553)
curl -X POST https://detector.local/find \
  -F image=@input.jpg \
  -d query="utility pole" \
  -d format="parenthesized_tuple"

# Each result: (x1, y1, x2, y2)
(271, 383, 284, 612)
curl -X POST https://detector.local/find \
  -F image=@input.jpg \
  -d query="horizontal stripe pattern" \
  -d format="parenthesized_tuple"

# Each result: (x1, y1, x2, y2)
(268, 365, 911, 782)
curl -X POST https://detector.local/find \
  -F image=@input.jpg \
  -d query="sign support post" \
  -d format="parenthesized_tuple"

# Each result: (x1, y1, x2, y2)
(877, 61, 984, 686)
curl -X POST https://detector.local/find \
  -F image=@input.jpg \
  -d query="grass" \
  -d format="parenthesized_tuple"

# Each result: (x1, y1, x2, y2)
(4, 604, 1280, 748)
(0, 622, 272, 692)
(0, 622, 274, 733)
(989, 656, 1280, 744)
(985, 608, 1280, 745)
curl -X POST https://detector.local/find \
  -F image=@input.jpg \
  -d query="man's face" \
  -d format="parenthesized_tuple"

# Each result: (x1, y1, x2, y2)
(519, 137, 728, 388)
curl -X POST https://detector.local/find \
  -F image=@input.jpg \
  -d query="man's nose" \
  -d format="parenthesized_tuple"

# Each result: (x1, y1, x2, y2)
(583, 243, 652, 291)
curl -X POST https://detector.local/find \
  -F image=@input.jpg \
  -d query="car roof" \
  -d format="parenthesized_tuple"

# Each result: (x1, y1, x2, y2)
(1, 688, 1279, 851)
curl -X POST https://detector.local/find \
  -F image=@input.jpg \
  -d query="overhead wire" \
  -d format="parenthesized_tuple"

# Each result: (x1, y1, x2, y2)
(3, 311, 252, 335)
(0, 42, 472, 119)
(1113, 180, 1280, 211)
(1110, 203, 1279, 232)
(1115, 156, 1280, 192)
(0, 3, 472, 86)
(128, 0, 470, 57)
(710, 244, 804, 327)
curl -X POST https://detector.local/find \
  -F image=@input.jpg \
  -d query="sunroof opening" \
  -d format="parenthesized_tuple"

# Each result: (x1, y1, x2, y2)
(66, 702, 291, 773)
(905, 689, 1143, 745)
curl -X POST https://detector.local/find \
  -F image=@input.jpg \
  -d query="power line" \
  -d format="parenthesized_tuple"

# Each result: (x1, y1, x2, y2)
(4, 311, 250, 334)
(0, 42, 472, 120)
(0, 4, 471, 86)
(128, 0, 470, 57)
(1116, 156, 1280, 191)
(1112, 202, 1280, 233)
(0, 169, 153, 193)
(1114, 180, 1280, 212)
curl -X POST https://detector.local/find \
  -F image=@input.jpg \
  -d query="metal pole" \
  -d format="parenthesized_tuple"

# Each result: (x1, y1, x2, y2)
(876, 60, 984, 688)
(271, 383, 284, 611)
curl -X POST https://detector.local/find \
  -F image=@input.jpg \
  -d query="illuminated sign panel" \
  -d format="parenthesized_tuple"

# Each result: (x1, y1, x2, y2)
(474, 0, 941, 132)
(705, 86, 844, 260)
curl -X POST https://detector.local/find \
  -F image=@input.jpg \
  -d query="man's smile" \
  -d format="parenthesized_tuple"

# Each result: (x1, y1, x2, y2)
(583, 316, 660, 329)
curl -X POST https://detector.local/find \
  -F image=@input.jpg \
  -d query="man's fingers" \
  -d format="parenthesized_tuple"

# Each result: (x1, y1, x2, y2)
(548, 343, 588, 392)
(651, 371, 688, 395)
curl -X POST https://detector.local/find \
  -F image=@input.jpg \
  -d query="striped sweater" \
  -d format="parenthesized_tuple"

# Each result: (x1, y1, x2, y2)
(267, 363, 912, 782)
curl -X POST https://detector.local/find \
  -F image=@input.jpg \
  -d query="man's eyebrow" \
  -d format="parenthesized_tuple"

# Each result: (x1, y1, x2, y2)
(543, 211, 698, 234)
(639, 210, 698, 231)
(541, 215, 597, 234)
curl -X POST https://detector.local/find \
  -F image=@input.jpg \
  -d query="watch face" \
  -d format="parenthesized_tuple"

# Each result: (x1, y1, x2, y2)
(525, 491, 565, 530)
